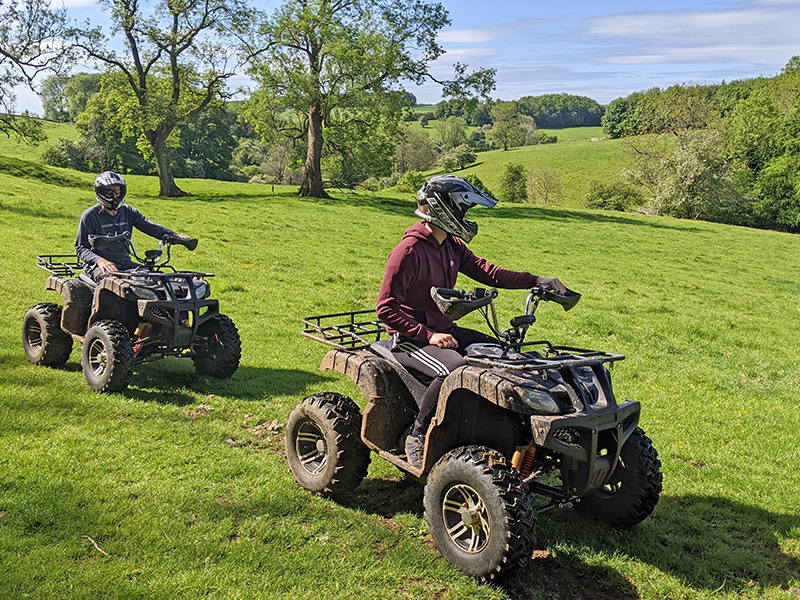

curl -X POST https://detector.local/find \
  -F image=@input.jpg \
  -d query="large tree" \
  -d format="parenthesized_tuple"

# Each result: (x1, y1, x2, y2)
(0, 0, 69, 141)
(70, 0, 252, 197)
(245, 0, 494, 198)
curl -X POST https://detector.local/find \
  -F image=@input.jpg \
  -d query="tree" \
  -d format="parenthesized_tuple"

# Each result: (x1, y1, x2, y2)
(527, 169, 561, 205)
(245, 0, 495, 198)
(70, 0, 251, 197)
(499, 163, 527, 202)
(437, 144, 476, 171)
(0, 0, 69, 141)
(64, 72, 102, 122)
(486, 101, 527, 151)
(40, 74, 70, 122)
(393, 126, 438, 174)
(434, 116, 468, 149)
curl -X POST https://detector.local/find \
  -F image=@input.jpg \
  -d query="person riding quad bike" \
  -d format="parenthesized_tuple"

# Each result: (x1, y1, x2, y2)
(22, 173, 241, 393)
(76, 171, 192, 281)
(376, 175, 566, 466)
(289, 177, 662, 581)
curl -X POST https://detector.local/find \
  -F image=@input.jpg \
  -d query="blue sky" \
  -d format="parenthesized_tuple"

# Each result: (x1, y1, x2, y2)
(14, 0, 800, 112)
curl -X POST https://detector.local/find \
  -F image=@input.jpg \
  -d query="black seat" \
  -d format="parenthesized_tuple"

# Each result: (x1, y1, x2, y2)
(370, 340, 430, 405)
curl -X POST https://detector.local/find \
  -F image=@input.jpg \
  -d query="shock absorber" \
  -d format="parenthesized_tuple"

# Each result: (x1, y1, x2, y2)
(511, 444, 537, 478)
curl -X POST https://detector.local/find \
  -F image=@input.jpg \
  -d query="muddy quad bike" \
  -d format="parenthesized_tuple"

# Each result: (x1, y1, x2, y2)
(288, 286, 662, 581)
(22, 232, 241, 393)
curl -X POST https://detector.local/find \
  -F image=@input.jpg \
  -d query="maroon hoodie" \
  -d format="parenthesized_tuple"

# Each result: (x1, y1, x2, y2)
(376, 221, 538, 343)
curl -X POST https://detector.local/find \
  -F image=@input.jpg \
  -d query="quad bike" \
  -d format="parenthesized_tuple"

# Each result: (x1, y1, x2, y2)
(22, 232, 241, 393)
(288, 286, 662, 581)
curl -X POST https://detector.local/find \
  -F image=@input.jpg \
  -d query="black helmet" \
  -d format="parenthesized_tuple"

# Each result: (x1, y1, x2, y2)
(94, 171, 127, 210)
(415, 175, 498, 243)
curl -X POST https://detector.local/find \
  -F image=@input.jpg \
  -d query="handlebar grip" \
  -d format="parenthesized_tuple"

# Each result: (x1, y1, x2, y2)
(163, 235, 198, 251)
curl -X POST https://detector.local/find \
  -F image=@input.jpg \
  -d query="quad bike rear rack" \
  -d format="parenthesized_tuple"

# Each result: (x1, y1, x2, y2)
(301, 310, 387, 350)
(37, 255, 84, 277)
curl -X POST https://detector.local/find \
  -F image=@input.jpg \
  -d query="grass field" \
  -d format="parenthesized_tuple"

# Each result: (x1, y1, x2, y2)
(1, 139, 800, 599)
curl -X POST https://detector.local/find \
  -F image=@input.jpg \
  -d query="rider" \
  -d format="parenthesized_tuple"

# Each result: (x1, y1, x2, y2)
(76, 171, 190, 282)
(376, 174, 566, 467)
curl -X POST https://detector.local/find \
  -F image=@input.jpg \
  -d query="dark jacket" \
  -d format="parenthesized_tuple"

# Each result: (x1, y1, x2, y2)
(75, 204, 174, 270)
(376, 221, 538, 343)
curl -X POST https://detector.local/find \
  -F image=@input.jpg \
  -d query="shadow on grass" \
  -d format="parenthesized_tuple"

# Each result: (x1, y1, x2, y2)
(0, 156, 87, 189)
(347, 475, 798, 597)
(124, 363, 326, 404)
(535, 493, 800, 596)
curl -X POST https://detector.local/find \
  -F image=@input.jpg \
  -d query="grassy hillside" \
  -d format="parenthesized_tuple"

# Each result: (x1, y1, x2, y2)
(1, 147, 800, 598)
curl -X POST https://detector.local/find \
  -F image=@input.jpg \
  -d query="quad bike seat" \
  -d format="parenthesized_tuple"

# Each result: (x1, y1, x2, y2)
(370, 340, 430, 405)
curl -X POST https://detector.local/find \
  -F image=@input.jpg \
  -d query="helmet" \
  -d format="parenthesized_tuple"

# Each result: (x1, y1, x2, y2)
(415, 175, 498, 243)
(94, 171, 127, 210)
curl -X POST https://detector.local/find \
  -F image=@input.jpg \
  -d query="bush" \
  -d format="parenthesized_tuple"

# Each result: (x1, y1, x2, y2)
(499, 163, 528, 203)
(41, 139, 96, 173)
(585, 180, 644, 211)
(396, 170, 426, 192)
(538, 132, 557, 144)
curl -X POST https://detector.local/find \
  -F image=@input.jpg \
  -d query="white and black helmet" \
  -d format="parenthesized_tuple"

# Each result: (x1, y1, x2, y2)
(94, 171, 127, 210)
(415, 175, 498, 243)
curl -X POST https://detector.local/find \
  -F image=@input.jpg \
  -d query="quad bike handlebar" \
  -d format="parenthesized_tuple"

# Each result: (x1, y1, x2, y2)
(431, 284, 582, 347)
(88, 232, 197, 268)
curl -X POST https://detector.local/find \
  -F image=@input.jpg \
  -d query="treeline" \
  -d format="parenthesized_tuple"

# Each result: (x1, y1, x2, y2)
(38, 77, 597, 191)
(422, 93, 603, 128)
(597, 57, 800, 232)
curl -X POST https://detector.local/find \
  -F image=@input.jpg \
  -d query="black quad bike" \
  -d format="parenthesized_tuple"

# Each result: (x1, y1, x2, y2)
(288, 286, 662, 581)
(22, 232, 241, 393)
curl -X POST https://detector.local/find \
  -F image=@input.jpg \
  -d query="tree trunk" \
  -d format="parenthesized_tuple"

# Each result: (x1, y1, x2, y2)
(149, 130, 187, 198)
(298, 102, 330, 199)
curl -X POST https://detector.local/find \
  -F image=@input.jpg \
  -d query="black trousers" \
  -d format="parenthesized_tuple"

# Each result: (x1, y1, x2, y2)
(391, 326, 495, 437)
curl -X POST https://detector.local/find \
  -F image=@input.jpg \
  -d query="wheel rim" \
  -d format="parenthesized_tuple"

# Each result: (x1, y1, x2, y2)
(295, 419, 327, 475)
(442, 483, 490, 554)
(87, 338, 109, 377)
(25, 319, 43, 351)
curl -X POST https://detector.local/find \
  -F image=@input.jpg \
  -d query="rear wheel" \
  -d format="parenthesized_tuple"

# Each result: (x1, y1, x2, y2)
(285, 393, 370, 503)
(423, 446, 537, 582)
(574, 427, 662, 528)
(81, 320, 134, 394)
(22, 303, 73, 367)
(192, 314, 241, 379)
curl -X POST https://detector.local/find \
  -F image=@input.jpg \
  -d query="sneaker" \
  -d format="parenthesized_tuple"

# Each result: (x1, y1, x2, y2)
(405, 434, 424, 468)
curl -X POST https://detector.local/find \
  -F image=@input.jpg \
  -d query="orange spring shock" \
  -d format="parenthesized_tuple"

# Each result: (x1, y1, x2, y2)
(512, 445, 537, 477)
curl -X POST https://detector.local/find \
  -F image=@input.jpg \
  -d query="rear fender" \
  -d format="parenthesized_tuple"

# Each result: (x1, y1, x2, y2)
(320, 349, 417, 451)
(46, 276, 92, 337)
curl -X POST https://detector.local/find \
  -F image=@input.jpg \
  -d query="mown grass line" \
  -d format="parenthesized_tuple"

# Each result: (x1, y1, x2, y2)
(1, 154, 799, 599)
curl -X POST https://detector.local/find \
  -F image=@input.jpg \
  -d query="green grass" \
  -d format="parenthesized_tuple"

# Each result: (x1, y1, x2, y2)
(2, 147, 800, 598)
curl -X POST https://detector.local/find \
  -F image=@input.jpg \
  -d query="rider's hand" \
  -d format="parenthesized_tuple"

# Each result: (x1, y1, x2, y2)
(430, 333, 458, 349)
(538, 277, 567, 294)
(174, 233, 191, 240)
(97, 258, 118, 274)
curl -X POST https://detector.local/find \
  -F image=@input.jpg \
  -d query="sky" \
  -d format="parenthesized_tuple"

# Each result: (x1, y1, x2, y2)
(13, 0, 800, 113)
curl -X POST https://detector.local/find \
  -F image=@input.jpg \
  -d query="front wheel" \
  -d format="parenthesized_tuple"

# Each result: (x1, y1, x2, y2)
(574, 427, 662, 528)
(423, 446, 537, 582)
(192, 314, 241, 379)
(81, 320, 134, 394)
(285, 393, 370, 503)
(22, 303, 73, 367)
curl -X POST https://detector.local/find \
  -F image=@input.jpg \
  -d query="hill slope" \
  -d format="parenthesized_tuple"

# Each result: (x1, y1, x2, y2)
(1, 155, 799, 599)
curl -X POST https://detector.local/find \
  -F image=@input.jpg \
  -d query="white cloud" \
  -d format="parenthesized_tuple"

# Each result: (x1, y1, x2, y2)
(584, 2, 800, 68)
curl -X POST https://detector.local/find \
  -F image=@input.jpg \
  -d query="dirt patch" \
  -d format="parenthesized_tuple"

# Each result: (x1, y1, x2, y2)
(183, 404, 214, 419)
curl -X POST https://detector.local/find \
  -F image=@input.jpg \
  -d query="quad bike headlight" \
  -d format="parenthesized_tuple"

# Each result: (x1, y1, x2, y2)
(518, 388, 560, 414)
(130, 286, 158, 300)
(194, 279, 210, 299)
